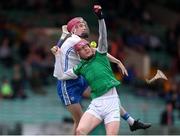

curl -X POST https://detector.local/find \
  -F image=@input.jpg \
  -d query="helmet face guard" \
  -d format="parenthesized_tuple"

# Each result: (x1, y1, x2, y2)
(80, 19, 89, 38)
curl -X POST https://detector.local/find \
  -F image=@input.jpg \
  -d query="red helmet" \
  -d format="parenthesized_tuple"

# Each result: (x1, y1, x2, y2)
(67, 17, 84, 32)
(67, 17, 89, 38)
(74, 39, 89, 52)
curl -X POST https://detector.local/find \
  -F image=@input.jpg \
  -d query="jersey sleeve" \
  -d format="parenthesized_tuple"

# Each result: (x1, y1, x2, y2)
(73, 63, 82, 75)
(53, 53, 78, 80)
(97, 19, 108, 54)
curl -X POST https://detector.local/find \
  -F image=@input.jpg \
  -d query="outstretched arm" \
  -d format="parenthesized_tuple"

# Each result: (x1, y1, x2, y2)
(93, 5, 128, 76)
(107, 53, 128, 76)
(97, 19, 108, 53)
(52, 46, 78, 80)
(93, 5, 108, 54)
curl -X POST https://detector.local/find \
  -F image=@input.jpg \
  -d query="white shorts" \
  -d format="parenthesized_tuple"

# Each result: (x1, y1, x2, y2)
(86, 87, 121, 124)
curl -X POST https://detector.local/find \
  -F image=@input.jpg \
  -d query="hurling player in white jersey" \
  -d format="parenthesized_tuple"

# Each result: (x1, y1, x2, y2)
(51, 4, 151, 135)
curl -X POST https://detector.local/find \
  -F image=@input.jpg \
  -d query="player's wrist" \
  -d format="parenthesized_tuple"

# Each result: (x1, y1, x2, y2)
(97, 12, 104, 20)
(93, 5, 104, 19)
(117, 60, 121, 64)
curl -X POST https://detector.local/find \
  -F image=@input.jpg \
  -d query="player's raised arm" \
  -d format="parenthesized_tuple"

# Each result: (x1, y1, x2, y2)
(93, 5, 108, 54)
(53, 47, 78, 80)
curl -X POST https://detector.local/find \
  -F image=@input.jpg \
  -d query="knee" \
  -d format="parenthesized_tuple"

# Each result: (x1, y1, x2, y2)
(106, 130, 119, 135)
(76, 127, 87, 135)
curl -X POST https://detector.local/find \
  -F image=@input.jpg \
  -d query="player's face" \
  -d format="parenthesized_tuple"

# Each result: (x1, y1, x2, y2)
(76, 44, 93, 59)
(74, 22, 89, 38)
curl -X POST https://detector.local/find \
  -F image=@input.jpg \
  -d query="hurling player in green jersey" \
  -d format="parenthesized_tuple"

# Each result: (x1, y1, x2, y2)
(54, 5, 121, 135)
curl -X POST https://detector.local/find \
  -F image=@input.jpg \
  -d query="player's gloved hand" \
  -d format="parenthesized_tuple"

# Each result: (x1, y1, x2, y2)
(93, 5, 104, 19)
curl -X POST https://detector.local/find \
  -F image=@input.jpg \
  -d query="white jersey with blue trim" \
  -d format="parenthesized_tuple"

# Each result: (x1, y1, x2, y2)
(53, 34, 81, 80)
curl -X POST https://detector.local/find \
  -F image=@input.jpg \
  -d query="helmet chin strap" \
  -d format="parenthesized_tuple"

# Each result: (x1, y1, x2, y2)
(71, 28, 76, 34)
(80, 55, 92, 60)
(72, 28, 89, 38)
(83, 53, 94, 60)
(80, 33, 89, 38)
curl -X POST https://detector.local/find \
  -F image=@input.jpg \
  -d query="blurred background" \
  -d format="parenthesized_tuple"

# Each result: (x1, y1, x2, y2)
(0, 0, 180, 135)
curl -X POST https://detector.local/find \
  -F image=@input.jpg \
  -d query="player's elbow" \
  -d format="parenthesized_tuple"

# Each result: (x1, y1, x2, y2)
(53, 73, 61, 80)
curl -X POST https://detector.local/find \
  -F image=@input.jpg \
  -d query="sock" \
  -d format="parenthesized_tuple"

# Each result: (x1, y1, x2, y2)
(121, 113, 135, 126)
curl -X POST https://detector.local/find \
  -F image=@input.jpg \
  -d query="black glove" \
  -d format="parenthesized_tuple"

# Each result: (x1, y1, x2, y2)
(93, 5, 104, 19)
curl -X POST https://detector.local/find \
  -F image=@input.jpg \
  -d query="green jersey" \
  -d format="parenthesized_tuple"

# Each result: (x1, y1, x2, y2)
(73, 51, 120, 99)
